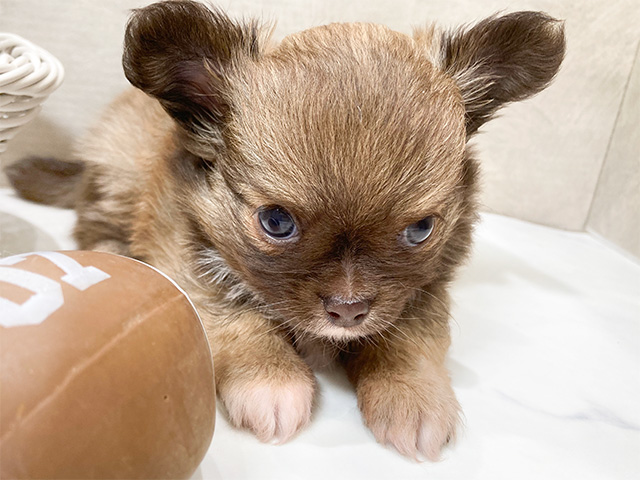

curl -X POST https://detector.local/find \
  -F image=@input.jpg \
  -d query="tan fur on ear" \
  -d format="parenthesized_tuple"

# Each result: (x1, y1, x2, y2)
(431, 12, 565, 135)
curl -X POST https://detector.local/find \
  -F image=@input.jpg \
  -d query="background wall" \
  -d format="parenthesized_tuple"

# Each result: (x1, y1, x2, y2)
(1, 0, 638, 258)
(586, 43, 639, 258)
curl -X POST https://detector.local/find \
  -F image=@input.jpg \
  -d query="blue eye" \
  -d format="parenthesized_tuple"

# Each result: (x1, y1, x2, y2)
(257, 207, 297, 240)
(404, 216, 435, 245)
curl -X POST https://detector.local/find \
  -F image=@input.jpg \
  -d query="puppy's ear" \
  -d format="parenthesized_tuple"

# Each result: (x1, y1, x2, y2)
(440, 12, 565, 136)
(122, 0, 264, 153)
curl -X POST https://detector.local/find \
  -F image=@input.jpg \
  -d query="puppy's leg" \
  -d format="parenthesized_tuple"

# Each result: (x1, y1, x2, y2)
(203, 307, 316, 443)
(343, 284, 460, 461)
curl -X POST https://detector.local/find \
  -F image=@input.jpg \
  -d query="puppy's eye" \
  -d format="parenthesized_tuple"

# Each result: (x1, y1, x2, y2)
(403, 216, 435, 246)
(257, 206, 298, 240)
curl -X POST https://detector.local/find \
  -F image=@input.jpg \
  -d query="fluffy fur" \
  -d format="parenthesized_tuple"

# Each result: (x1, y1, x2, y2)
(6, 1, 565, 460)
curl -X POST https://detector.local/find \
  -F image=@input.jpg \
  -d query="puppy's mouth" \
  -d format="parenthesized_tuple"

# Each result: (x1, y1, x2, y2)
(308, 304, 396, 343)
(316, 321, 375, 342)
(269, 303, 380, 342)
(267, 292, 410, 343)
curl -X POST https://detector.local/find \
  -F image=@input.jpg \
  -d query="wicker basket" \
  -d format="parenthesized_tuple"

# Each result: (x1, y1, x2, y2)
(0, 33, 64, 153)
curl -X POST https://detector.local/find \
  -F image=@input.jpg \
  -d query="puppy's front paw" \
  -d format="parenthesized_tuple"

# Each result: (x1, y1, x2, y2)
(222, 373, 315, 443)
(357, 367, 460, 461)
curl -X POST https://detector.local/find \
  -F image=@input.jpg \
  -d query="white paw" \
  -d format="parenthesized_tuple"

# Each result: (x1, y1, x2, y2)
(375, 410, 458, 461)
(358, 371, 460, 461)
(222, 377, 315, 443)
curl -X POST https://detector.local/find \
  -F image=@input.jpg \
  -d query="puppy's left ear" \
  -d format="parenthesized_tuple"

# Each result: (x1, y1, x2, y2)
(439, 12, 565, 136)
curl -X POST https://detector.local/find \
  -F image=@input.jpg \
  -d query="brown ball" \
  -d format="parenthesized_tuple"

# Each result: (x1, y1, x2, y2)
(0, 251, 215, 479)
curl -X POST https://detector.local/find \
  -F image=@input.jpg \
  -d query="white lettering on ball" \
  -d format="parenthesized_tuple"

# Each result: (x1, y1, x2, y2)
(0, 252, 111, 327)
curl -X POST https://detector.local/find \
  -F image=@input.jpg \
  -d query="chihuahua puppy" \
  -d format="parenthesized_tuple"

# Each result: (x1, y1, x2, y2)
(7, 0, 564, 460)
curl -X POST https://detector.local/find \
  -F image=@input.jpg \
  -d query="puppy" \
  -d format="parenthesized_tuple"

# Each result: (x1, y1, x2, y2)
(6, 0, 565, 460)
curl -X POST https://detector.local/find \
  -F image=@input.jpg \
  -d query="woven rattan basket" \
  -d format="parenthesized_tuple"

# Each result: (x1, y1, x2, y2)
(0, 33, 64, 154)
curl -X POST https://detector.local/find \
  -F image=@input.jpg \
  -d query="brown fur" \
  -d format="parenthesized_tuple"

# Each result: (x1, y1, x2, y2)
(6, 1, 565, 460)
(5, 157, 84, 208)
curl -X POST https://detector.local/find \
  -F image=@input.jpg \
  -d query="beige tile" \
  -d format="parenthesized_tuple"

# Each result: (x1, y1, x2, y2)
(587, 44, 640, 259)
(0, 0, 147, 183)
(469, 1, 639, 231)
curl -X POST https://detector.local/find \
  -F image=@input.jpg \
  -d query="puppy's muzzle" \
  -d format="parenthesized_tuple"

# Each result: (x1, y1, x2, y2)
(323, 297, 370, 328)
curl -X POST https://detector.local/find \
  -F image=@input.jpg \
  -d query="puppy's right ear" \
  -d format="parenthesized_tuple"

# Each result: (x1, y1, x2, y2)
(123, 1, 263, 154)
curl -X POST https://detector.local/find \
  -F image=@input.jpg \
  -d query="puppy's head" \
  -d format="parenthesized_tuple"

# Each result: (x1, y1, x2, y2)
(124, 1, 565, 341)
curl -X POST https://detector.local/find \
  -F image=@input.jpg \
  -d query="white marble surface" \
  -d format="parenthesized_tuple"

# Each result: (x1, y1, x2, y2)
(1, 187, 638, 479)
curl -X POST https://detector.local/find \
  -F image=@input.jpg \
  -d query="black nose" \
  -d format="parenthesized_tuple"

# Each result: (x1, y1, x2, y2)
(323, 297, 370, 328)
